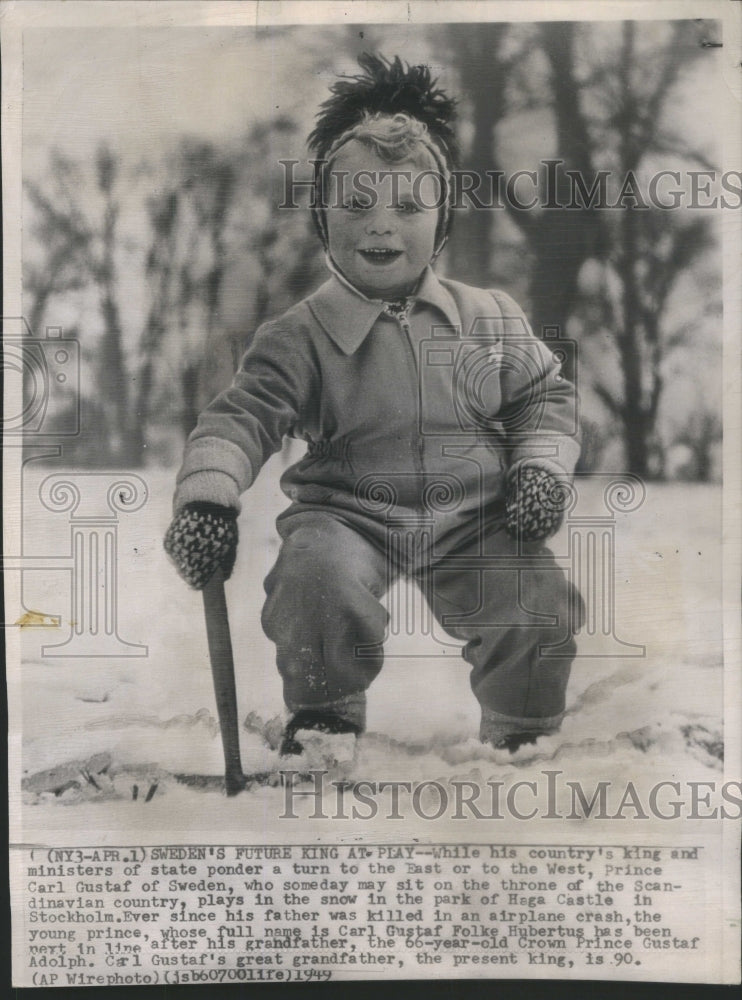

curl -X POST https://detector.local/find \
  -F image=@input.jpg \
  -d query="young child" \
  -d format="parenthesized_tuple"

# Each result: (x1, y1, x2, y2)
(165, 55, 583, 763)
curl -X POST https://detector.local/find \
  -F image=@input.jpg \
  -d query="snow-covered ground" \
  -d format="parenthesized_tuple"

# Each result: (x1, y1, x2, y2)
(13, 458, 725, 835)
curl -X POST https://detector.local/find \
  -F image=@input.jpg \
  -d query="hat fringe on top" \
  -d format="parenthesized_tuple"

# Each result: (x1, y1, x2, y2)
(308, 53, 458, 167)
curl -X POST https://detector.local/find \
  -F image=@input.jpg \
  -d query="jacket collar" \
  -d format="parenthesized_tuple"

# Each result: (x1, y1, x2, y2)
(306, 261, 461, 356)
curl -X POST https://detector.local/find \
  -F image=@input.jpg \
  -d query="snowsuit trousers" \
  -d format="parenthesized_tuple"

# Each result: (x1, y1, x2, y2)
(261, 511, 584, 740)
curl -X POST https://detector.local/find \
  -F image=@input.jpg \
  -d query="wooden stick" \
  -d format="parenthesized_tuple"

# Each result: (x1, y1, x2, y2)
(202, 568, 247, 795)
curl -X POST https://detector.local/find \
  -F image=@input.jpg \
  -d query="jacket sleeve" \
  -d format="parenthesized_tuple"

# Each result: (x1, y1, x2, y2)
(490, 289, 581, 481)
(173, 318, 319, 512)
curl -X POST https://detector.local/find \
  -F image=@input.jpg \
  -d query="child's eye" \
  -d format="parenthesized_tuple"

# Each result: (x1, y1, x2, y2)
(344, 196, 372, 211)
(394, 200, 422, 214)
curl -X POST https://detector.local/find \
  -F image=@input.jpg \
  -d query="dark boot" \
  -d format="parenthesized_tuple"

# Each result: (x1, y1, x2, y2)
(489, 731, 543, 752)
(480, 706, 561, 753)
(280, 709, 363, 758)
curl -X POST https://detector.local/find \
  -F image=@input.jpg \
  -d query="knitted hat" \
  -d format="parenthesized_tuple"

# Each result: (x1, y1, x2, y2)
(308, 53, 458, 257)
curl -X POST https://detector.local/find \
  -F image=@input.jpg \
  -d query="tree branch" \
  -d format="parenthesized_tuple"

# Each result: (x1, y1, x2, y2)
(593, 381, 623, 417)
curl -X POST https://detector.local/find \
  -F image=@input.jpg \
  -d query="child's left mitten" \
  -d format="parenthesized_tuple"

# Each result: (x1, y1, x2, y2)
(164, 502, 239, 589)
(505, 465, 565, 543)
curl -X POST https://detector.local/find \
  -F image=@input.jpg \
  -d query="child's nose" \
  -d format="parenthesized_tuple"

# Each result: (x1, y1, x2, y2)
(364, 207, 397, 236)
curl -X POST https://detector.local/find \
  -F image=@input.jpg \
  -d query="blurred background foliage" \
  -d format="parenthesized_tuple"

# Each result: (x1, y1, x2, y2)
(23, 19, 723, 480)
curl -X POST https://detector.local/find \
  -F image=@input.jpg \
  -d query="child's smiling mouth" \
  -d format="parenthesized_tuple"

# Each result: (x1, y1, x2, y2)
(358, 248, 403, 265)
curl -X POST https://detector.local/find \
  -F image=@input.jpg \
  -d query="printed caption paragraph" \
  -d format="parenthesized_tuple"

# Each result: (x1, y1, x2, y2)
(16, 841, 706, 985)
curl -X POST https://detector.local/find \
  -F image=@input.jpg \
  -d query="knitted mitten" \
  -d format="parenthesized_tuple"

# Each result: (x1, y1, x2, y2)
(164, 502, 238, 589)
(505, 466, 565, 543)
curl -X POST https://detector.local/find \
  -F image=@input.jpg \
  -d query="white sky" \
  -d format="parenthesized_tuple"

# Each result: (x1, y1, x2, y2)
(22, 28, 326, 166)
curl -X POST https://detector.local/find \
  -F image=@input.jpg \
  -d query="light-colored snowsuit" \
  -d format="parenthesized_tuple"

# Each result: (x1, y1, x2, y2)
(174, 266, 584, 738)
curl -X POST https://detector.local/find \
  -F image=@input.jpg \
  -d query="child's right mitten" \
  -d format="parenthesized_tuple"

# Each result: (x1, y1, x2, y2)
(163, 502, 238, 589)
(505, 465, 565, 543)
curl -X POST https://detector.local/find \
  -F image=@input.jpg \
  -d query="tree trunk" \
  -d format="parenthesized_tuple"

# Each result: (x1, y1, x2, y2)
(530, 23, 608, 382)
(181, 364, 200, 442)
(446, 24, 511, 288)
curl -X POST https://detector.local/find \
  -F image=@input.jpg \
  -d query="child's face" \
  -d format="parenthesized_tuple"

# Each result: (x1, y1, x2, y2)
(325, 140, 440, 300)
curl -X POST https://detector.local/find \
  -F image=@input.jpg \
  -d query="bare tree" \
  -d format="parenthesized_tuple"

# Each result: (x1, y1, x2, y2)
(134, 188, 180, 452)
(118, 117, 325, 450)
(24, 145, 142, 465)
(24, 153, 93, 335)
(153, 120, 323, 440)
(584, 22, 716, 477)
(442, 20, 719, 476)
(443, 23, 604, 380)
(91, 145, 142, 465)
(444, 23, 515, 289)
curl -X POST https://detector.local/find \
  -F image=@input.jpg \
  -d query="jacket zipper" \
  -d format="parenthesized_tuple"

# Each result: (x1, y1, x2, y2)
(397, 314, 425, 494)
